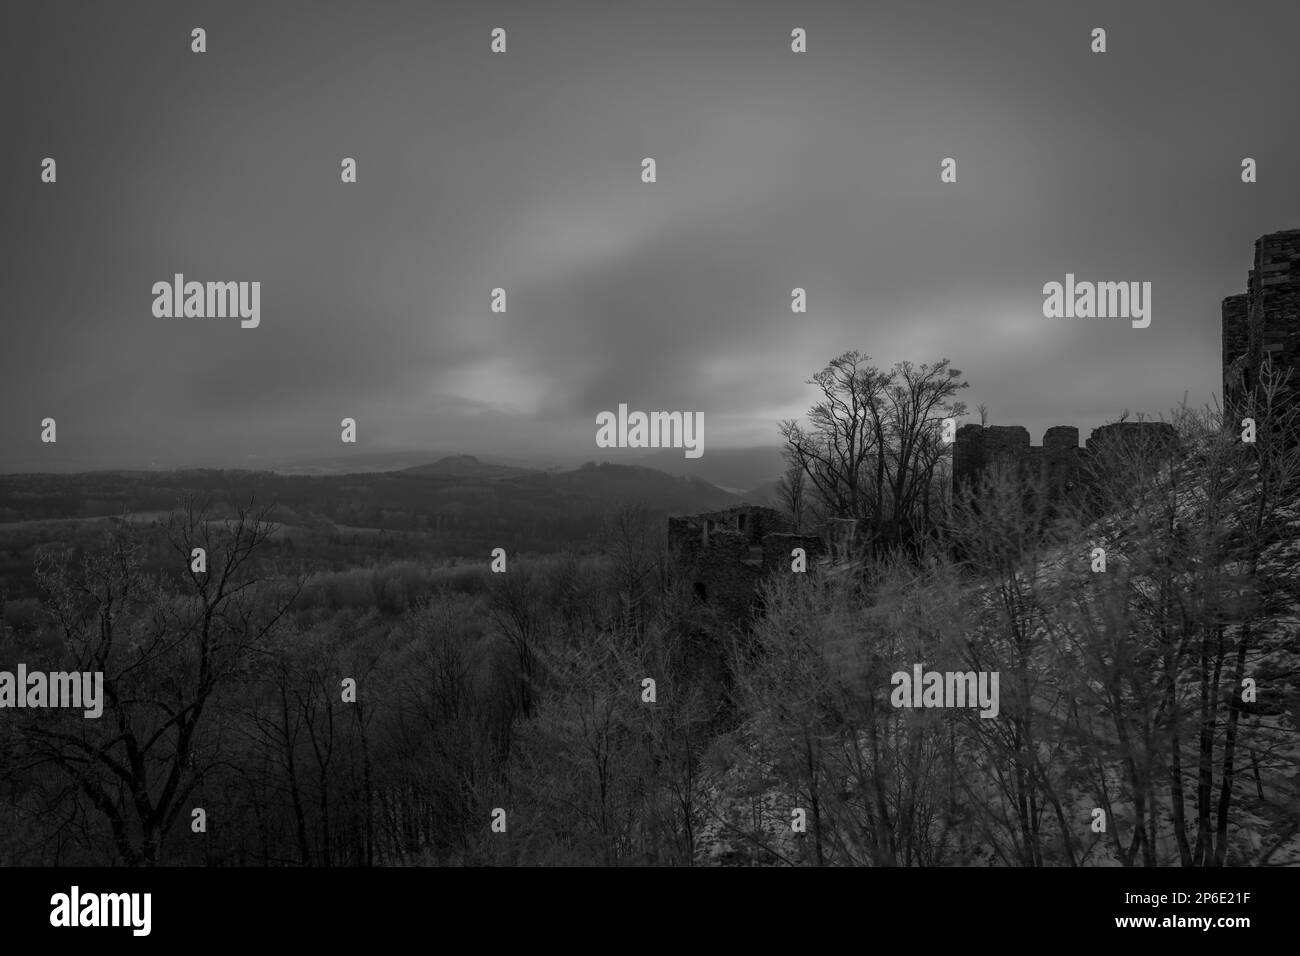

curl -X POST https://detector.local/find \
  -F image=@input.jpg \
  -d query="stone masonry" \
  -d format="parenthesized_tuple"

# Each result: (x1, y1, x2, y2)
(957, 228, 1299, 500)
(1222, 229, 1300, 410)
(676, 231, 1299, 619)
(667, 505, 850, 622)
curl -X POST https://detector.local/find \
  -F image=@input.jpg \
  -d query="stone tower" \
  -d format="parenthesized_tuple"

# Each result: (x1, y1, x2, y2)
(1222, 229, 1300, 408)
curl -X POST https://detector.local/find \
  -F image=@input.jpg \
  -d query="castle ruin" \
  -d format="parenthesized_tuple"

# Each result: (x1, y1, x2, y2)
(955, 228, 1299, 499)
(667, 505, 853, 621)
(674, 230, 1299, 616)
(951, 421, 1180, 501)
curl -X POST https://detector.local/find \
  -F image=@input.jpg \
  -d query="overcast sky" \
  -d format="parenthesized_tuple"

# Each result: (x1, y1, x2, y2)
(2, 0, 1298, 472)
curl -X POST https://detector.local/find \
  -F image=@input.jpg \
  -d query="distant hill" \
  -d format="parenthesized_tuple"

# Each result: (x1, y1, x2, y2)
(630, 446, 788, 494)
(402, 455, 533, 479)
(540, 462, 741, 512)
(257, 450, 459, 475)
(0, 458, 743, 570)
(397, 457, 743, 511)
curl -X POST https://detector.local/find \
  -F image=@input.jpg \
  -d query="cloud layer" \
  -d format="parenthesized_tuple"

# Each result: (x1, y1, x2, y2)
(2, 0, 1297, 471)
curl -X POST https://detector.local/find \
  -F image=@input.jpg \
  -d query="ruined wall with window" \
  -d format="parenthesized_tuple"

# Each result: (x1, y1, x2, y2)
(667, 505, 848, 622)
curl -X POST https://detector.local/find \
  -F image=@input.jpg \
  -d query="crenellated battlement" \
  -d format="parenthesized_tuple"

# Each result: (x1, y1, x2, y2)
(952, 423, 1076, 499)
(955, 228, 1298, 499)
(952, 421, 1180, 501)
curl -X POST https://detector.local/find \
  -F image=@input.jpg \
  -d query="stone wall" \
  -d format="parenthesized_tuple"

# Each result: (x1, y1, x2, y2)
(1223, 229, 1300, 408)
(678, 233, 1299, 621)
(952, 227, 1300, 500)
(953, 421, 1176, 502)
(668, 505, 848, 622)
(761, 532, 827, 572)
(1085, 421, 1179, 456)
(954, 423, 1084, 498)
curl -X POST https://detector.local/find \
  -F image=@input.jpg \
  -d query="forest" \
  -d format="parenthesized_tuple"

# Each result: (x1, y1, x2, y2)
(0, 353, 1296, 867)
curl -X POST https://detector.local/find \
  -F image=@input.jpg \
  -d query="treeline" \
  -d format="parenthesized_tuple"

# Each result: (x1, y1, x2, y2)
(0, 465, 730, 542)
(0, 361, 1295, 866)
(0, 504, 726, 866)
(721, 387, 1299, 866)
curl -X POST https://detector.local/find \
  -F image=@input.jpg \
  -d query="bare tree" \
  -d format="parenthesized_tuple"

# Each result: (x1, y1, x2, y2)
(17, 498, 299, 865)
(1055, 380, 1299, 867)
(487, 565, 547, 723)
(780, 351, 967, 552)
(774, 463, 808, 531)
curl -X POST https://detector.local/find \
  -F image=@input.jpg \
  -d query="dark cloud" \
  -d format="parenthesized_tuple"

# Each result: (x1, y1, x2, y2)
(2, 0, 1297, 471)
